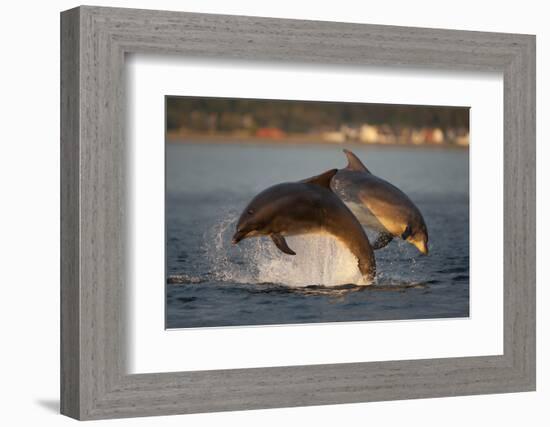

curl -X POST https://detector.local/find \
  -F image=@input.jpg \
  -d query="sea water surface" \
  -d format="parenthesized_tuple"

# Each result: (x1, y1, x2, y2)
(166, 142, 469, 328)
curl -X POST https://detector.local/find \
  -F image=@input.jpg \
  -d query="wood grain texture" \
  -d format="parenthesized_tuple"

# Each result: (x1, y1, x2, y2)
(60, 6, 536, 420)
(60, 7, 80, 419)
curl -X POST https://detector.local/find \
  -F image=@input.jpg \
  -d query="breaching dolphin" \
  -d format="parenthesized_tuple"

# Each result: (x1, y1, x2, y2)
(232, 169, 376, 282)
(330, 149, 429, 255)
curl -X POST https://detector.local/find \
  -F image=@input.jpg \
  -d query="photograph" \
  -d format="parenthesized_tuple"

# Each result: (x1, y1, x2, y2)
(165, 96, 470, 328)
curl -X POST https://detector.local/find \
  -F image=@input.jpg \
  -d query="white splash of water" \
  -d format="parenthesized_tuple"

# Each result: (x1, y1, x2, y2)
(254, 234, 367, 287)
(202, 211, 256, 284)
(203, 214, 370, 287)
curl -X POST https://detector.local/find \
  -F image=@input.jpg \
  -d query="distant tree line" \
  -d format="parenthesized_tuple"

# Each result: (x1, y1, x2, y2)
(166, 96, 469, 134)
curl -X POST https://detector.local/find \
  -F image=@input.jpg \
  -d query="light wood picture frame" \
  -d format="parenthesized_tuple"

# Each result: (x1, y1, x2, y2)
(60, 5, 536, 420)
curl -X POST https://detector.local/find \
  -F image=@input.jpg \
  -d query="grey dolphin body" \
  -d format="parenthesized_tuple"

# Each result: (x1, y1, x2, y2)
(232, 169, 376, 282)
(331, 149, 429, 255)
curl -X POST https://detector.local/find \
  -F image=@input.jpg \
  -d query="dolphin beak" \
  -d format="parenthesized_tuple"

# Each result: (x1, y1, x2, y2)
(419, 242, 429, 255)
(232, 230, 246, 244)
(412, 240, 429, 255)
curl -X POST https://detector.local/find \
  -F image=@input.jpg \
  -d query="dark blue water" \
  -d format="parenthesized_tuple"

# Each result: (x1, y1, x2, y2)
(166, 142, 469, 328)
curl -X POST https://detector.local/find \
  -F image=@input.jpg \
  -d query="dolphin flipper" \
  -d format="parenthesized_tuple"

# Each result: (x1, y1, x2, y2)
(271, 234, 296, 255)
(372, 232, 393, 250)
(401, 225, 412, 240)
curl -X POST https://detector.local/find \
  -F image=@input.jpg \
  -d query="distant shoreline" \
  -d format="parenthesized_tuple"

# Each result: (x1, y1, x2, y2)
(165, 132, 469, 149)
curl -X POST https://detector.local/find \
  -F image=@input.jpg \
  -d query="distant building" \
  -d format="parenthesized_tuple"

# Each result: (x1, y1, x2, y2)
(429, 128, 445, 144)
(410, 129, 424, 145)
(455, 135, 470, 146)
(255, 127, 286, 139)
(359, 125, 378, 144)
(322, 131, 346, 143)
(341, 125, 360, 141)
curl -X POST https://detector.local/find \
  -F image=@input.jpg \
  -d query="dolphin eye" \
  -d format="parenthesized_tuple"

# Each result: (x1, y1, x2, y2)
(247, 209, 255, 215)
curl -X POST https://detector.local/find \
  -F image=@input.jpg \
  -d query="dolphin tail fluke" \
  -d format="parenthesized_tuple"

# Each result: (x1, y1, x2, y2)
(343, 149, 371, 173)
(270, 233, 296, 255)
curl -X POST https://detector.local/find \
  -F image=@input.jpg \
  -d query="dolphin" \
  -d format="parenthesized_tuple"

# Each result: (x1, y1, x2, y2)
(232, 169, 376, 282)
(330, 149, 429, 255)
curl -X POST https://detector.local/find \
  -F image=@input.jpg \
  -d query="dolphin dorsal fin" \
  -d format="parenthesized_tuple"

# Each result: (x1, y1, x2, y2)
(301, 169, 338, 188)
(343, 149, 370, 173)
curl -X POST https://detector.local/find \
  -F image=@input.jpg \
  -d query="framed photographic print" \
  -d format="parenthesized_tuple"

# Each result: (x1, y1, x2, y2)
(61, 6, 536, 420)
(164, 96, 469, 329)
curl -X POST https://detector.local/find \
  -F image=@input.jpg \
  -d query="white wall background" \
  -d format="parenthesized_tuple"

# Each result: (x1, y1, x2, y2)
(0, 0, 546, 425)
